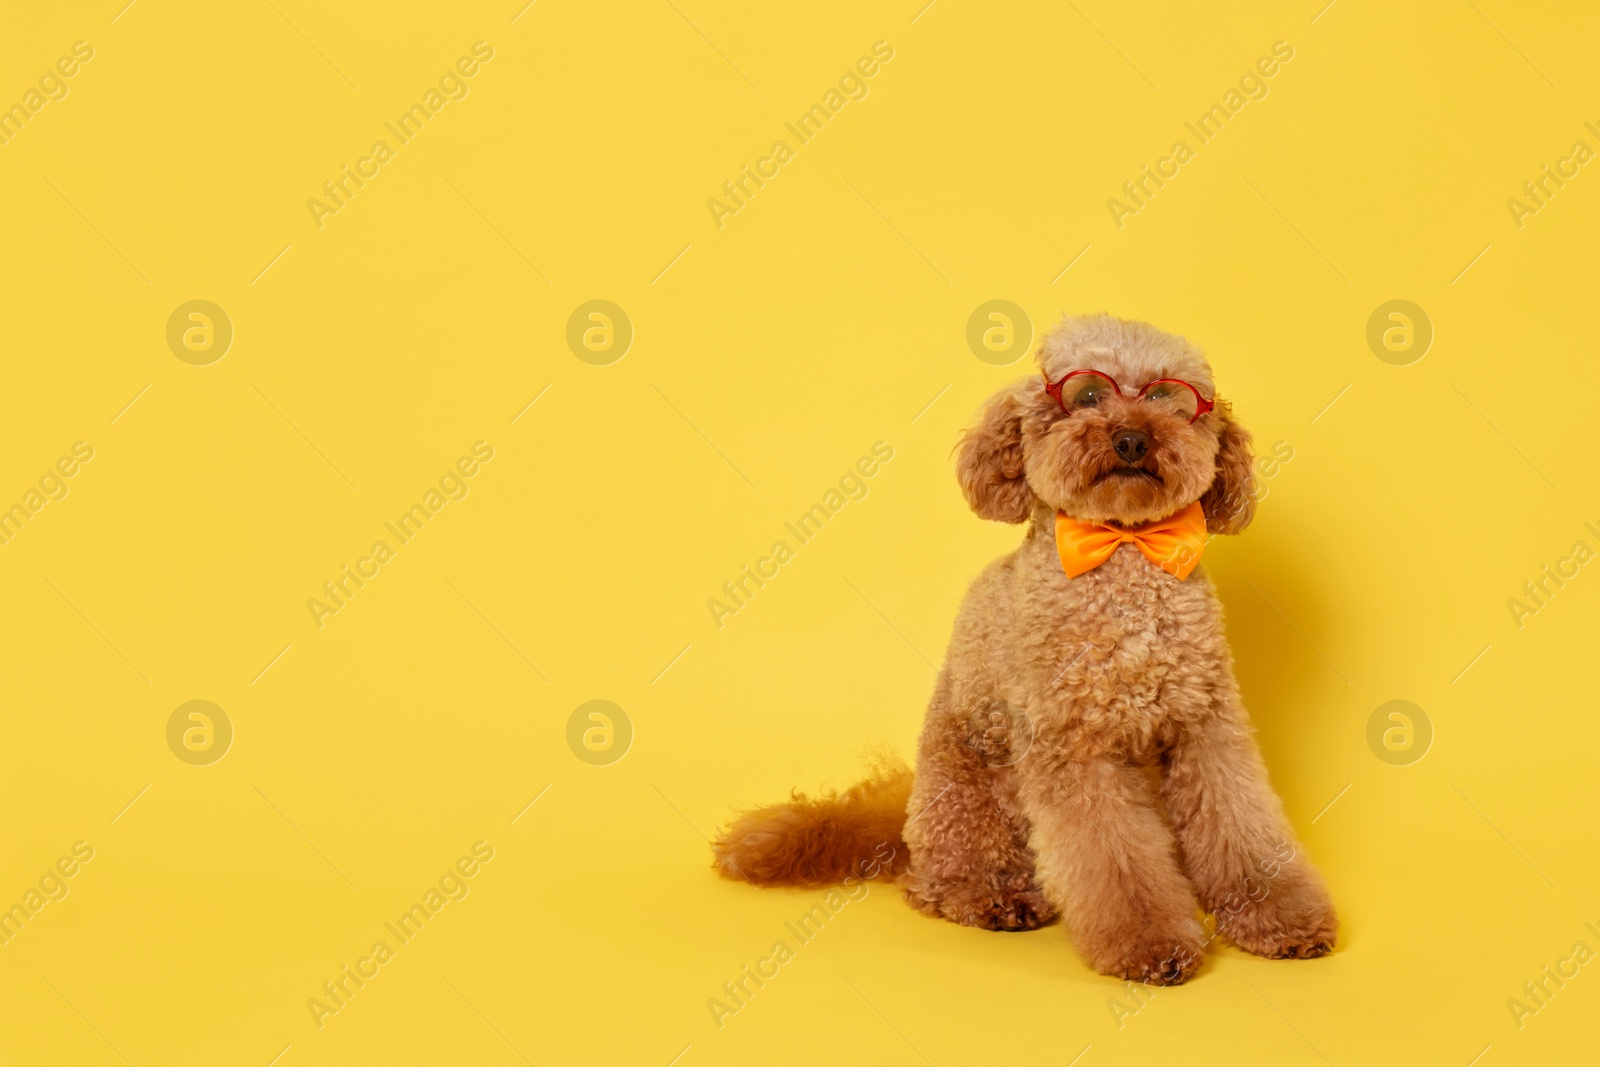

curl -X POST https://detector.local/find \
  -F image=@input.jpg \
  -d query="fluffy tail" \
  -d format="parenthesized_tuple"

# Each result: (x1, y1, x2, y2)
(713, 758, 914, 888)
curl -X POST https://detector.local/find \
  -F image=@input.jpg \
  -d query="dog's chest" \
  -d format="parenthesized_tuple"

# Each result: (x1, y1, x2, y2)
(1038, 544, 1218, 747)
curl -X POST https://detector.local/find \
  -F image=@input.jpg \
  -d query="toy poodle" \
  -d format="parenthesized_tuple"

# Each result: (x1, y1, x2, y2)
(714, 313, 1337, 984)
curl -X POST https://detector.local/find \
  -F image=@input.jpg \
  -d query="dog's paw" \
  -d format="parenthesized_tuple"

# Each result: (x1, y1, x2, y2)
(974, 887, 1057, 931)
(1220, 906, 1338, 959)
(1096, 922, 1207, 985)
(904, 882, 1057, 931)
(1216, 886, 1338, 960)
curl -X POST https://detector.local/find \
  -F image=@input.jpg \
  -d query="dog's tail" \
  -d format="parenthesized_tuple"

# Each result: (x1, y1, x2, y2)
(712, 757, 914, 888)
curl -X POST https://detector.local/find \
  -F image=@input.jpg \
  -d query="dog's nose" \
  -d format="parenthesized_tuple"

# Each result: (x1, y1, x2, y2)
(1113, 429, 1149, 464)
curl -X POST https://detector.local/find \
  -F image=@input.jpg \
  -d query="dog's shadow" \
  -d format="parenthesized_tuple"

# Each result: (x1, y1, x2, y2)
(1207, 520, 1341, 767)
(853, 898, 1237, 987)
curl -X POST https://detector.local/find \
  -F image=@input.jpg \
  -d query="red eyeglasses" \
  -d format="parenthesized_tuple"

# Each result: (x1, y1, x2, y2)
(1042, 369, 1215, 424)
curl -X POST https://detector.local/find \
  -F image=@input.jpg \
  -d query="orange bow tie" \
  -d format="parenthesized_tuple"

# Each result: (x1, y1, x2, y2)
(1055, 500, 1208, 580)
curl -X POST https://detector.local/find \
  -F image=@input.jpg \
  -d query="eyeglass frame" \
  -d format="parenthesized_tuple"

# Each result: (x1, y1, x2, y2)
(1041, 369, 1216, 424)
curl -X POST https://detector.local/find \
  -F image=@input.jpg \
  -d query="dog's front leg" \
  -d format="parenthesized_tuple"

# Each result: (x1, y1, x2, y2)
(1020, 756, 1206, 984)
(1160, 709, 1338, 959)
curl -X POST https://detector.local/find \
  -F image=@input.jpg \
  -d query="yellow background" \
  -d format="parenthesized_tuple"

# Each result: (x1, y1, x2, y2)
(1, 1, 1597, 1064)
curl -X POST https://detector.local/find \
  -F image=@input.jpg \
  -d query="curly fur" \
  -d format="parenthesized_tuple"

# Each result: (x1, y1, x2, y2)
(715, 313, 1337, 984)
(714, 758, 912, 887)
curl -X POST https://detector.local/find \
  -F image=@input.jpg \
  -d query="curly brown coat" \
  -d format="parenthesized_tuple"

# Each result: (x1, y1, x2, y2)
(714, 314, 1337, 985)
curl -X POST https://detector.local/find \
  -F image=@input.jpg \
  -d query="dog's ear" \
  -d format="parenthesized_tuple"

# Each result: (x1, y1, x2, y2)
(956, 382, 1034, 523)
(1201, 402, 1256, 534)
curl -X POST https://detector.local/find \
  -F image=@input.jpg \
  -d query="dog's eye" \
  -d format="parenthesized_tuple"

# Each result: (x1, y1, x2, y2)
(1069, 381, 1107, 407)
(1140, 382, 1201, 420)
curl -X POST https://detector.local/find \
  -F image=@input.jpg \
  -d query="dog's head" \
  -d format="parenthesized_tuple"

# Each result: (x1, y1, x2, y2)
(957, 314, 1255, 532)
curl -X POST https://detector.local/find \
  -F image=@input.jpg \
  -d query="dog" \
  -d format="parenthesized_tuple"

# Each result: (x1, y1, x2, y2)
(714, 313, 1337, 984)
